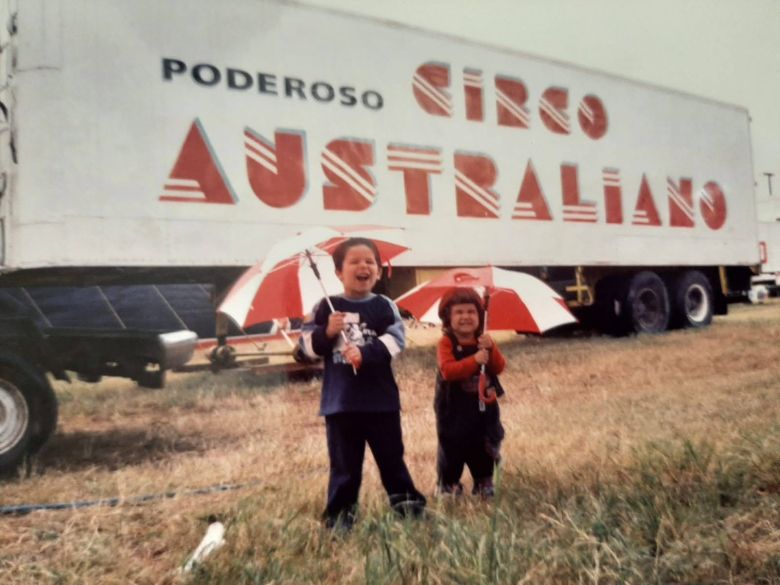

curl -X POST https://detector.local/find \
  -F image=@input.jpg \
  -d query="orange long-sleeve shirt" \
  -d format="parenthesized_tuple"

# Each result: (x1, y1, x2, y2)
(437, 335, 506, 381)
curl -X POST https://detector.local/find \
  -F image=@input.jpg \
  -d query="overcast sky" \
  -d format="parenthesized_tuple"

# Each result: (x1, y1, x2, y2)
(304, 0, 780, 217)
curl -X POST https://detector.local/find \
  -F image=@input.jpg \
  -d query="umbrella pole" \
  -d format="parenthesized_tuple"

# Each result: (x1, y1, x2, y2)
(273, 320, 296, 349)
(304, 249, 357, 374)
(478, 293, 491, 412)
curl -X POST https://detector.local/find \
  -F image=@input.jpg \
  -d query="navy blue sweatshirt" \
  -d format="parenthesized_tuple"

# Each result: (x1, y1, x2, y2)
(299, 293, 405, 416)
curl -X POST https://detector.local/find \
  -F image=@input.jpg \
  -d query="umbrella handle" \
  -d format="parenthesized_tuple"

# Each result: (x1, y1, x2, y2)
(326, 297, 358, 375)
(305, 249, 333, 307)
(341, 330, 358, 375)
(478, 365, 498, 409)
(477, 292, 492, 411)
(482, 292, 490, 337)
(305, 249, 357, 375)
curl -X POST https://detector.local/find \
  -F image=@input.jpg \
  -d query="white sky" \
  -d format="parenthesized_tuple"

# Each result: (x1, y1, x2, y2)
(303, 0, 780, 216)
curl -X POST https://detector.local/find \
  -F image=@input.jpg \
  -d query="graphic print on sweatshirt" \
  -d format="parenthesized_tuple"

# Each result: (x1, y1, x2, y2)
(333, 312, 377, 365)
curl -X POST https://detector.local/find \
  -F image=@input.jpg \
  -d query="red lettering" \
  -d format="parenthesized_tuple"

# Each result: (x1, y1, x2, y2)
(539, 87, 570, 135)
(245, 128, 306, 208)
(387, 144, 442, 215)
(699, 181, 727, 230)
(667, 177, 694, 228)
(513, 161, 552, 221)
(496, 76, 530, 129)
(602, 168, 623, 224)
(632, 175, 662, 226)
(322, 139, 376, 211)
(464, 68, 484, 122)
(578, 95, 608, 139)
(561, 164, 597, 223)
(454, 152, 500, 218)
(160, 119, 237, 204)
(412, 62, 609, 140)
(412, 62, 452, 118)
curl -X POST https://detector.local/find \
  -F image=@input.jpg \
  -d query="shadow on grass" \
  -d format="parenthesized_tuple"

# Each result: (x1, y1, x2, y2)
(170, 367, 321, 394)
(31, 427, 209, 473)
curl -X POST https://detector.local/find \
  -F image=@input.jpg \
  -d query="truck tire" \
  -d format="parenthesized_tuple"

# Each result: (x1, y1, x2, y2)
(0, 376, 31, 475)
(26, 371, 58, 453)
(623, 271, 670, 334)
(0, 361, 57, 475)
(670, 270, 713, 328)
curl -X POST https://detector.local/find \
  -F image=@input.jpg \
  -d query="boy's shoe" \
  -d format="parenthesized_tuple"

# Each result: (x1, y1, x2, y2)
(323, 510, 356, 534)
(474, 478, 495, 499)
(390, 493, 427, 519)
(436, 482, 464, 496)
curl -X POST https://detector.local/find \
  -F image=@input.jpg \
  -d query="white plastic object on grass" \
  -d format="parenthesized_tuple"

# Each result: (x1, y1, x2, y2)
(180, 522, 226, 574)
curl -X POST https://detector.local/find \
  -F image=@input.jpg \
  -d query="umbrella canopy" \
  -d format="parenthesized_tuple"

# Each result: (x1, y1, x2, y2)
(395, 266, 577, 333)
(296, 225, 409, 263)
(218, 226, 408, 329)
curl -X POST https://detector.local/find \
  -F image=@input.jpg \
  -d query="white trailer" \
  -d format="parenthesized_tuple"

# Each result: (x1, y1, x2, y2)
(0, 0, 762, 470)
(1, 0, 760, 320)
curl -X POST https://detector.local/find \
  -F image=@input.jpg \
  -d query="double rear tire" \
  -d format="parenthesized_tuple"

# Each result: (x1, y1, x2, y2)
(596, 269, 713, 335)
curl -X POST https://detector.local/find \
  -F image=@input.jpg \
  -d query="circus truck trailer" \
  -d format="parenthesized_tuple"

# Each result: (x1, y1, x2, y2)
(0, 0, 760, 470)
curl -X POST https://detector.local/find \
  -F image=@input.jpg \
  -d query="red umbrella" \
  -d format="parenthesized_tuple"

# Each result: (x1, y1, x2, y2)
(395, 266, 577, 408)
(395, 266, 576, 333)
(218, 225, 408, 329)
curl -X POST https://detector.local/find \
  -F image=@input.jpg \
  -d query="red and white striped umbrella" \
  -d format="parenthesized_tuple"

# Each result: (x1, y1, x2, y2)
(218, 226, 408, 329)
(395, 266, 576, 333)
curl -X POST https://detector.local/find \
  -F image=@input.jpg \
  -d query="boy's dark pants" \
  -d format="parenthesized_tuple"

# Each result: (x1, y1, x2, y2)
(325, 411, 426, 524)
(437, 436, 497, 490)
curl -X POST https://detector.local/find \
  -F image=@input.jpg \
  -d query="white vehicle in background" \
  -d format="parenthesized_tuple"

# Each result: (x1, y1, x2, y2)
(0, 0, 764, 472)
(751, 222, 780, 301)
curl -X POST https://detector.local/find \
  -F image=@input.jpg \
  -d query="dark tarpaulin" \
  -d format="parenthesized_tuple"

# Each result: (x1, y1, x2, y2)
(0, 285, 273, 338)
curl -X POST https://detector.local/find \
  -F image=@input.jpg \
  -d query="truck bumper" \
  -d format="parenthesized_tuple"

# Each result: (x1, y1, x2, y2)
(157, 330, 198, 370)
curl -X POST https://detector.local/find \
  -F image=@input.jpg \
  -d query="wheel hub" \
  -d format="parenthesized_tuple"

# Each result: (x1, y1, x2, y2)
(635, 288, 663, 328)
(685, 284, 709, 323)
(0, 381, 29, 453)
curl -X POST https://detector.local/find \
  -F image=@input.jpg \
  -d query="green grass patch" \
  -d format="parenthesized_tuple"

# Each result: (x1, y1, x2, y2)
(185, 431, 780, 584)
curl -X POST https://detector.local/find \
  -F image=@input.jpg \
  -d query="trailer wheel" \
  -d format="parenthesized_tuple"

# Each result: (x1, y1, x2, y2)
(0, 362, 57, 475)
(27, 372, 58, 453)
(0, 377, 31, 474)
(624, 271, 670, 334)
(670, 270, 713, 328)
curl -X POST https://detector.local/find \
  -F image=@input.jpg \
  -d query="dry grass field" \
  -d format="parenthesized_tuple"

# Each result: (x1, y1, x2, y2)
(1, 301, 779, 584)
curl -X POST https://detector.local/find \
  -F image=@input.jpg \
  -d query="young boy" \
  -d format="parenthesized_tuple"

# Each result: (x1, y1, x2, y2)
(435, 287, 506, 497)
(298, 237, 426, 530)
